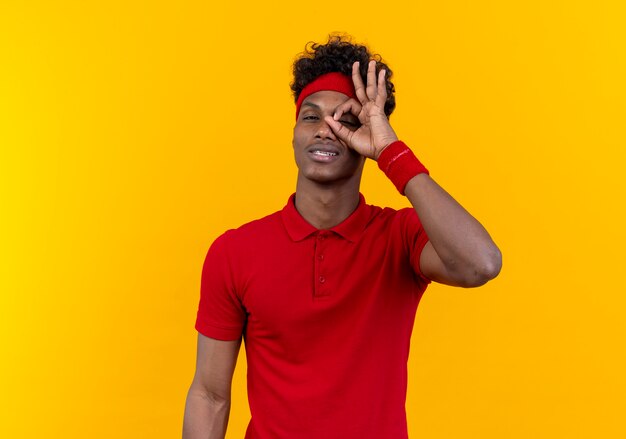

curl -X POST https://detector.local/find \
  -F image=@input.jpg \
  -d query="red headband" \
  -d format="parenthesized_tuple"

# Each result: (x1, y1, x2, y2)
(295, 72, 357, 120)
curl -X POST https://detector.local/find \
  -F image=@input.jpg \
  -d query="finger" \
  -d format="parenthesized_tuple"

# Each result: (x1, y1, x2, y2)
(375, 69, 387, 109)
(352, 61, 368, 104)
(366, 60, 377, 101)
(333, 98, 363, 121)
(325, 115, 354, 146)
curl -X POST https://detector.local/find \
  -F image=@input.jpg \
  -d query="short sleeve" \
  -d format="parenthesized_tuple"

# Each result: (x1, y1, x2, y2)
(398, 207, 432, 285)
(195, 232, 246, 340)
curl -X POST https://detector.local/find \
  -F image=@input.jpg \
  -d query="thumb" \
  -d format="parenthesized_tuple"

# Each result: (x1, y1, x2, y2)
(325, 116, 353, 145)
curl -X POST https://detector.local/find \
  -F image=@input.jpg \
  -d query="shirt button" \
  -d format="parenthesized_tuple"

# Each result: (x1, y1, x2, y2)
(319, 276, 325, 283)
(318, 254, 324, 260)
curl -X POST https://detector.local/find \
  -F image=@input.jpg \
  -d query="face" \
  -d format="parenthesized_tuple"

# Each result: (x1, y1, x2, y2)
(292, 90, 364, 186)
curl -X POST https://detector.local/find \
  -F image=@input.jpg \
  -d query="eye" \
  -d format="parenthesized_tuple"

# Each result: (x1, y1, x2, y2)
(340, 119, 358, 127)
(303, 115, 319, 121)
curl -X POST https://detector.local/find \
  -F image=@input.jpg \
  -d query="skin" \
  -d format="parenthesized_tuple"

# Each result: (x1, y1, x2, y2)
(183, 335, 240, 439)
(183, 59, 502, 439)
(302, 60, 502, 286)
(291, 90, 366, 229)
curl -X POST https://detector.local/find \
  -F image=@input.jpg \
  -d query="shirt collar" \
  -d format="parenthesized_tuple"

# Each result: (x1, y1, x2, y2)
(281, 193, 372, 243)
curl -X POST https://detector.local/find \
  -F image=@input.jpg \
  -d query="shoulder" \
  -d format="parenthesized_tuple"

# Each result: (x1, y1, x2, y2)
(363, 204, 428, 254)
(230, 209, 282, 236)
(366, 203, 424, 230)
(208, 209, 284, 253)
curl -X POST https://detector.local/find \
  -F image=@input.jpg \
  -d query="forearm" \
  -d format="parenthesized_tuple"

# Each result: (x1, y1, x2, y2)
(183, 387, 231, 439)
(405, 173, 502, 285)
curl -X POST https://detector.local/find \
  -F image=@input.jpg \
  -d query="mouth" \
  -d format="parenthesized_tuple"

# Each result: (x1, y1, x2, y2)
(307, 144, 341, 162)
(311, 150, 338, 157)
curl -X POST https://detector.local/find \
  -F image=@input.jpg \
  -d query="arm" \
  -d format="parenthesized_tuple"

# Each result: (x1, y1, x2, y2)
(406, 174, 501, 287)
(326, 60, 502, 287)
(183, 333, 241, 439)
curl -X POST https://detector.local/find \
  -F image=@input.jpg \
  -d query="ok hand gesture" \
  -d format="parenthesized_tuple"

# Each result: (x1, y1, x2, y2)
(325, 60, 399, 160)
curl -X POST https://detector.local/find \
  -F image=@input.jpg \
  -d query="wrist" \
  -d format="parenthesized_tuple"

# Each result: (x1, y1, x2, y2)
(377, 140, 429, 195)
(374, 137, 399, 161)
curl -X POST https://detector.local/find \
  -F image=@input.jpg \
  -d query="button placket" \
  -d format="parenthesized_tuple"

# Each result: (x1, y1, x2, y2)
(314, 232, 329, 297)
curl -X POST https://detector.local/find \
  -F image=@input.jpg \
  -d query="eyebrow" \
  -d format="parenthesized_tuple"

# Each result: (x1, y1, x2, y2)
(302, 102, 320, 109)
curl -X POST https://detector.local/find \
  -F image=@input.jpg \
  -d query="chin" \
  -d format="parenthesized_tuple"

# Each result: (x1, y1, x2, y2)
(307, 175, 348, 186)
(294, 153, 365, 186)
(299, 166, 364, 187)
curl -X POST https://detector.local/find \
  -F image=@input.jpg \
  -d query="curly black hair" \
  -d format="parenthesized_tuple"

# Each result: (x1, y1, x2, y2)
(291, 34, 396, 117)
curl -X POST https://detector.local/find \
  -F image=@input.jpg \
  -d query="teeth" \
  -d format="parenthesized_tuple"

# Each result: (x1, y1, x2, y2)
(313, 151, 337, 156)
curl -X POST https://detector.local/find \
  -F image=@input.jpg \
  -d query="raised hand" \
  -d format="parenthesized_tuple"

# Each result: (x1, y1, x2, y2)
(325, 60, 399, 160)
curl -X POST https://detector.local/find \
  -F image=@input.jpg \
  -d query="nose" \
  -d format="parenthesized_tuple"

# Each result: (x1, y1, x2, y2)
(315, 119, 337, 141)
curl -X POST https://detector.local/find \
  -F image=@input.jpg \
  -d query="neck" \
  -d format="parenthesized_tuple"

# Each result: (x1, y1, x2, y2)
(294, 176, 362, 230)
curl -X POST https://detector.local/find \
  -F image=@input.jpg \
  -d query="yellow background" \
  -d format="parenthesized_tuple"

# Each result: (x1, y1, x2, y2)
(1, 1, 625, 437)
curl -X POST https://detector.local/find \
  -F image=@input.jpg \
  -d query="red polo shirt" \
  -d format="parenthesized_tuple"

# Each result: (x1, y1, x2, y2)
(196, 193, 431, 439)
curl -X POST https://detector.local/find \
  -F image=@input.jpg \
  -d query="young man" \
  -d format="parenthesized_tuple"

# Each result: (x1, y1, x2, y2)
(183, 36, 502, 439)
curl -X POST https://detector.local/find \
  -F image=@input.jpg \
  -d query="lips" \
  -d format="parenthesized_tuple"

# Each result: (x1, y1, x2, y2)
(312, 150, 338, 157)
(306, 143, 342, 162)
